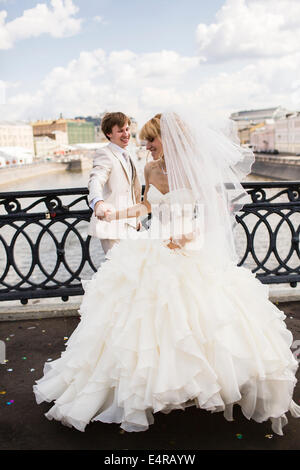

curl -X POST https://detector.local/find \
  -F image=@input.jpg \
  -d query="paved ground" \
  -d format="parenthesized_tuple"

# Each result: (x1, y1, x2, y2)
(0, 301, 300, 451)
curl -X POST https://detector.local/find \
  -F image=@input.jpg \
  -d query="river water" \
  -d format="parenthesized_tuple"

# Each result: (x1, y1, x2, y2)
(0, 152, 299, 292)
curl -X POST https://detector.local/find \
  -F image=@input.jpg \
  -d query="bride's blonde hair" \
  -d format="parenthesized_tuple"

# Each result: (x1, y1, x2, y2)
(139, 114, 162, 142)
(139, 114, 164, 162)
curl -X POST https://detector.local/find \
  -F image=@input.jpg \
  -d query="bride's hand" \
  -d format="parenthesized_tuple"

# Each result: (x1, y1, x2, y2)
(167, 237, 181, 250)
(167, 241, 180, 250)
(166, 234, 193, 250)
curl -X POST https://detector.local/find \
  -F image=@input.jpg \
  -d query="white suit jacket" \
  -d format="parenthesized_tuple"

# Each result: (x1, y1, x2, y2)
(87, 143, 141, 239)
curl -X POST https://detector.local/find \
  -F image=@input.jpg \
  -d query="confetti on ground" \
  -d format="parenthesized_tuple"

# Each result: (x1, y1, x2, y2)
(30, 368, 35, 372)
(0, 391, 6, 395)
(22, 357, 27, 360)
(64, 337, 68, 340)
(42, 330, 46, 333)
(6, 400, 14, 405)
(5, 338, 10, 341)
(236, 434, 243, 439)
(7, 369, 13, 372)
(47, 358, 52, 361)
(9, 334, 14, 337)
(27, 326, 36, 330)
(265, 434, 273, 439)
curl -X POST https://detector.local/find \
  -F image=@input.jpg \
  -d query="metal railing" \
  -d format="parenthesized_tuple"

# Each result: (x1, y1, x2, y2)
(0, 181, 300, 304)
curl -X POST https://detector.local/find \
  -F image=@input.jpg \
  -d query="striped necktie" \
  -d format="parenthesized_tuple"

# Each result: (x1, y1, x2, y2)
(122, 151, 132, 180)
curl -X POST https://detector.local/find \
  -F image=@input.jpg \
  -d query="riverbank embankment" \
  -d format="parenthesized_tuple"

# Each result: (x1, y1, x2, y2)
(0, 158, 93, 188)
(0, 161, 68, 187)
(252, 153, 300, 180)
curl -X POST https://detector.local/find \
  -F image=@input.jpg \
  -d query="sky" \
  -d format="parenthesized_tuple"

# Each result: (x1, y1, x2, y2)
(1, 0, 300, 126)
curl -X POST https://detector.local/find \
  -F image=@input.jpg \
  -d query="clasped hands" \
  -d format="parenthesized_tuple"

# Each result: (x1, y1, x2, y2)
(94, 201, 142, 230)
(95, 201, 116, 222)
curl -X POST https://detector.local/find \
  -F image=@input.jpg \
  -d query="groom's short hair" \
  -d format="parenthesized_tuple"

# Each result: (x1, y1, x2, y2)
(101, 112, 131, 140)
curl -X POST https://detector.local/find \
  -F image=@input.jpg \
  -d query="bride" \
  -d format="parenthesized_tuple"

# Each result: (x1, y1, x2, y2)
(33, 111, 300, 436)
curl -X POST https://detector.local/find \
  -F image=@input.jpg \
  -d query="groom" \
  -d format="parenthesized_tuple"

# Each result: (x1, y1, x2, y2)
(87, 112, 141, 255)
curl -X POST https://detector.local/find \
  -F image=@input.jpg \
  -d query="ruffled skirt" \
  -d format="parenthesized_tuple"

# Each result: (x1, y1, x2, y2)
(33, 239, 300, 434)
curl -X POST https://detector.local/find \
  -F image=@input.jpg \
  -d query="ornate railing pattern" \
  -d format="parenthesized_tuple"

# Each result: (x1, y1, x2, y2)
(0, 181, 300, 304)
(236, 181, 300, 284)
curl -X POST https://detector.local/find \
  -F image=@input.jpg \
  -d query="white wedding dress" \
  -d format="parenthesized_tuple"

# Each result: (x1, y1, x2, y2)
(33, 184, 300, 435)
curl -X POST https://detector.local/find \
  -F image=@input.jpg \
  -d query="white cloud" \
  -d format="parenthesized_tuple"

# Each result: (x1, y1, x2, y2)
(2, 43, 300, 125)
(2, 49, 199, 122)
(1, 0, 299, 132)
(196, 0, 300, 62)
(0, 0, 82, 49)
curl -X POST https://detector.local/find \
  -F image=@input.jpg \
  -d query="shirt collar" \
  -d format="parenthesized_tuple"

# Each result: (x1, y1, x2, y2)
(109, 142, 128, 156)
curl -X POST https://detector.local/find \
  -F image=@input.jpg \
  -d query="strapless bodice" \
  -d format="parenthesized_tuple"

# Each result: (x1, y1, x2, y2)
(142, 185, 197, 240)
(146, 184, 195, 206)
(145, 184, 169, 206)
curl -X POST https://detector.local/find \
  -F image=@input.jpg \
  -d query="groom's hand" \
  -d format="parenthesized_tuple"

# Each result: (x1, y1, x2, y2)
(95, 201, 114, 220)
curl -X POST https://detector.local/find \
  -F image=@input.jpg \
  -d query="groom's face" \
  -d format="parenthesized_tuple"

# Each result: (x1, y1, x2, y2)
(108, 122, 131, 149)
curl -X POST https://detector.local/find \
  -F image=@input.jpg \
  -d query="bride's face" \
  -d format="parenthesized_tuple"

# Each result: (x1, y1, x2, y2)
(146, 136, 163, 160)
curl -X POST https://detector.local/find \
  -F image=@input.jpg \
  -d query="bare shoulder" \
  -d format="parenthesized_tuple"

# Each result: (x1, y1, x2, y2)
(144, 160, 158, 174)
